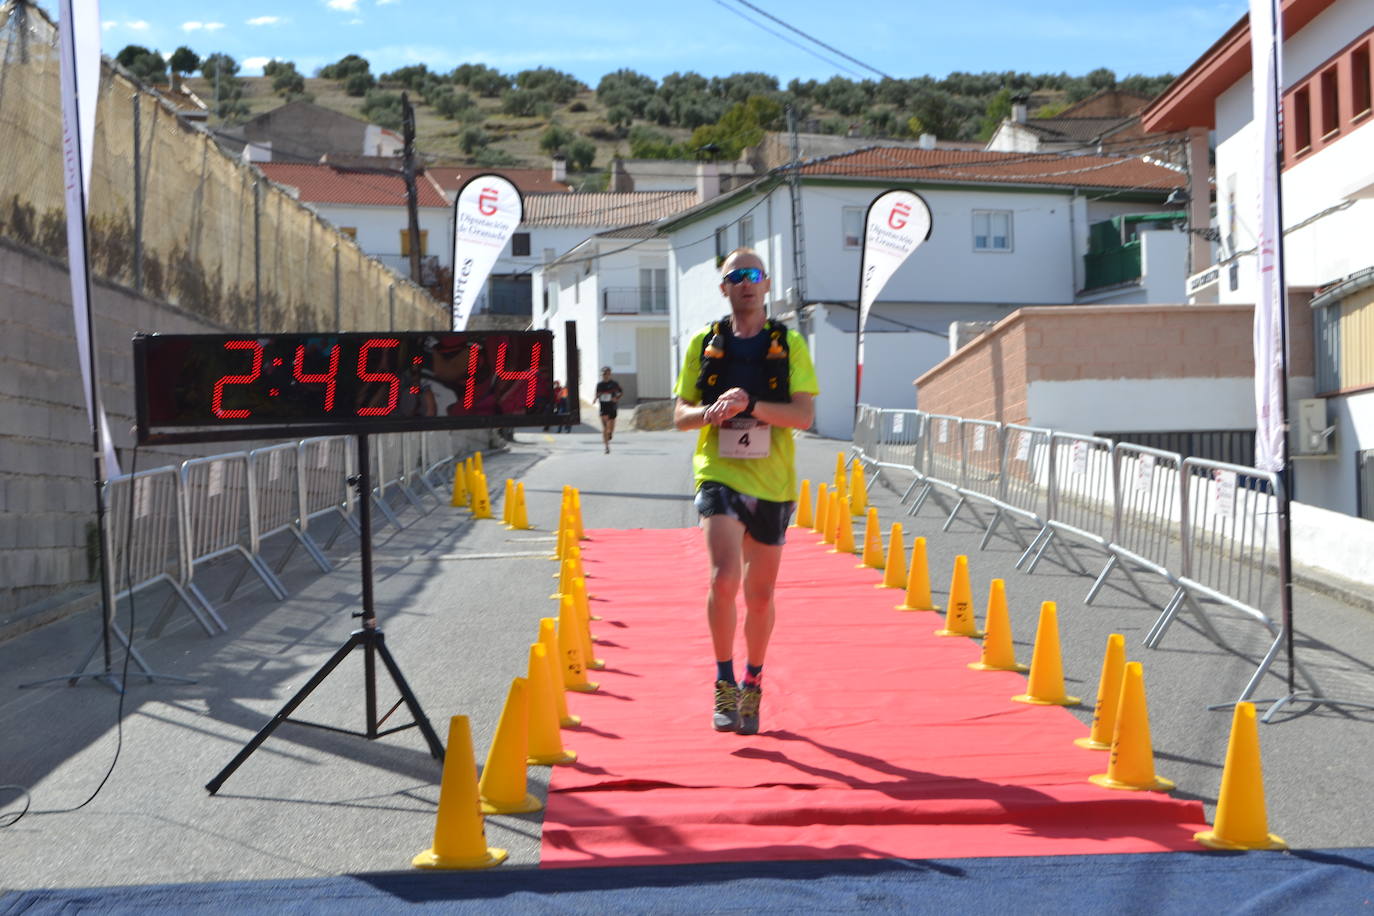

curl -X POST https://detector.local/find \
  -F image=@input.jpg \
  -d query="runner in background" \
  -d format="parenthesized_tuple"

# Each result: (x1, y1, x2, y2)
(596, 366, 623, 454)
(672, 247, 818, 735)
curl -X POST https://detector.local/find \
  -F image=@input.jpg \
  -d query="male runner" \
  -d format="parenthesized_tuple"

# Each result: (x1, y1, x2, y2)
(596, 366, 623, 453)
(672, 248, 817, 735)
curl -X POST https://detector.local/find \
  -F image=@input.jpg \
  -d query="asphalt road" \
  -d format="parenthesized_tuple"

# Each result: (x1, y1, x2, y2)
(3, 423, 1374, 892)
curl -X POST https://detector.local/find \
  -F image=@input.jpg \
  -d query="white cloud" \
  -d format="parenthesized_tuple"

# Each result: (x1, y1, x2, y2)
(101, 20, 117, 30)
(246, 16, 281, 26)
(242, 56, 273, 71)
(327, 0, 360, 10)
(377, 0, 400, 5)
(181, 21, 226, 33)
(126, 20, 150, 31)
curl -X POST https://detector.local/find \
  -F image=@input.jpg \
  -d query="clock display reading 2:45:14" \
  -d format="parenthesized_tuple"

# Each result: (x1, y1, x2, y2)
(135, 331, 556, 430)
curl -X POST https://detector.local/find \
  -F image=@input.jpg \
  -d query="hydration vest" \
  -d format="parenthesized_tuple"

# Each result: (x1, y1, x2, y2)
(696, 315, 791, 407)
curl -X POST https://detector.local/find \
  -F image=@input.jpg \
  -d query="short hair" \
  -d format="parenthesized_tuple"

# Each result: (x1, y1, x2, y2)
(601, 366, 611, 372)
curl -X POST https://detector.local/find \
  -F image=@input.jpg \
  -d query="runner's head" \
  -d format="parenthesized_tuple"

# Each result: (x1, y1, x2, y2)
(719, 248, 770, 313)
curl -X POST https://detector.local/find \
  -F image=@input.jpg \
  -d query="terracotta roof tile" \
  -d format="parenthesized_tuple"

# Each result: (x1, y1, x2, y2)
(797, 147, 1185, 190)
(256, 162, 449, 207)
(426, 167, 573, 195)
(522, 191, 699, 227)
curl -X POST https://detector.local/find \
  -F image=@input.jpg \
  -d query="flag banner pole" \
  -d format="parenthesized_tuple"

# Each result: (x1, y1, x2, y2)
(854, 190, 932, 417)
(451, 174, 524, 331)
(1244, 0, 1374, 722)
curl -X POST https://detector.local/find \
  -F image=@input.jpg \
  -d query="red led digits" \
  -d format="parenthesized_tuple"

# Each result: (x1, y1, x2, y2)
(293, 344, 340, 411)
(211, 340, 264, 418)
(495, 340, 542, 408)
(356, 338, 401, 416)
(463, 343, 481, 409)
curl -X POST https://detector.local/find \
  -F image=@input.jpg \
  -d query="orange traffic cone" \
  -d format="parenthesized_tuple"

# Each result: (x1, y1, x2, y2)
(573, 566, 601, 621)
(794, 480, 813, 528)
(858, 508, 884, 568)
(551, 558, 576, 599)
(849, 461, 867, 515)
(559, 595, 599, 693)
(479, 677, 543, 815)
(896, 536, 939, 611)
(538, 618, 581, 728)
(501, 479, 514, 526)
(571, 488, 585, 540)
(1076, 634, 1127, 750)
(412, 715, 508, 870)
(935, 555, 983, 637)
(526, 643, 576, 765)
(832, 498, 857, 554)
(471, 472, 493, 519)
(450, 462, 470, 507)
(879, 523, 907, 589)
(1195, 702, 1287, 849)
(570, 579, 604, 669)
(833, 452, 848, 503)
(812, 483, 831, 536)
(1090, 662, 1172, 791)
(1012, 601, 1080, 706)
(969, 579, 1027, 671)
(509, 483, 531, 530)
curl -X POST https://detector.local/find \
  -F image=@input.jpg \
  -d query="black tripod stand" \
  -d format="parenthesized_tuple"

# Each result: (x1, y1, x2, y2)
(206, 433, 444, 794)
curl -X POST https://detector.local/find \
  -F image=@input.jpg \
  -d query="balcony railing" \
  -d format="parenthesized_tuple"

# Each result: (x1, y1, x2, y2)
(603, 287, 668, 315)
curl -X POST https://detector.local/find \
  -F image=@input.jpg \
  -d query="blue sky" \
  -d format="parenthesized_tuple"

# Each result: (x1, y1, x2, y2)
(97, 0, 1248, 85)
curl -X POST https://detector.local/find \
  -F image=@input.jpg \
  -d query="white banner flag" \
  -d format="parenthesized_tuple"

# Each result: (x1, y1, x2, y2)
(451, 174, 523, 331)
(60, 0, 120, 478)
(1250, 0, 1285, 472)
(856, 189, 931, 399)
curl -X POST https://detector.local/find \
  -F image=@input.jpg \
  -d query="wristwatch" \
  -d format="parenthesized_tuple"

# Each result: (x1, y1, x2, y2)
(743, 394, 757, 417)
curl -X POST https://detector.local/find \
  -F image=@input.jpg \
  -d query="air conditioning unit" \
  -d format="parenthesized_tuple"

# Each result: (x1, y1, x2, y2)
(1294, 398, 1336, 456)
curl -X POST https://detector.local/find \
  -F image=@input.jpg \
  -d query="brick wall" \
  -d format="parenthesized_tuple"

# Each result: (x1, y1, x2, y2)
(915, 302, 1317, 422)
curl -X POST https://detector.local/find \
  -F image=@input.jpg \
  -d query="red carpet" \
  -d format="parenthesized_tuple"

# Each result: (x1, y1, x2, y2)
(540, 528, 1208, 868)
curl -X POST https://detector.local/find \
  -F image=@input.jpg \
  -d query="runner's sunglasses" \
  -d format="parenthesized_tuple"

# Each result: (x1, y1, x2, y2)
(722, 267, 766, 285)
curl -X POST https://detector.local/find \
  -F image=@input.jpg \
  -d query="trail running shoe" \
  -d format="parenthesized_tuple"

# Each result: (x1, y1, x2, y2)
(713, 680, 740, 732)
(737, 682, 762, 735)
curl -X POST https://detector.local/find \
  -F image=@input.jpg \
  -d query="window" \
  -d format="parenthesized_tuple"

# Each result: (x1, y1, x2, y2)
(842, 207, 863, 248)
(639, 267, 668, 313)
(1292, 86, 1313, 154)
(511, 232, 531, 257)
(973, 210, 1012, 252)
(398, 229, 428, 256)
(738, 215, 754, 249)
(1353, 44, 1371, 120)
(714, 226, 728, 263)
(1320, 66, 1340, 137)
(339, 227, 357, 240)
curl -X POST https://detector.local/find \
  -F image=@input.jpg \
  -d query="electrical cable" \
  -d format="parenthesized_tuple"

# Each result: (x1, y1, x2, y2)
(724, 0, 895, 81)
(0, 444, 140, 829)
(709, 0, 867, 80)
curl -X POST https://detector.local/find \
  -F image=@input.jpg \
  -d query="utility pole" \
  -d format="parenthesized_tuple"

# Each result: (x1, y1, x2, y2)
(786, 106, 807, 308)
(401, 92, 422, 286)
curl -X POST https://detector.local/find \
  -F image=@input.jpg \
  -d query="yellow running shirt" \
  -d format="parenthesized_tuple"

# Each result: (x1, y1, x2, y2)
(673, 324, 819, 504)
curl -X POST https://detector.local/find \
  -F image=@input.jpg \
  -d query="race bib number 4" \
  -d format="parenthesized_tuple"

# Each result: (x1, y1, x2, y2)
(719, 419, 770, 459)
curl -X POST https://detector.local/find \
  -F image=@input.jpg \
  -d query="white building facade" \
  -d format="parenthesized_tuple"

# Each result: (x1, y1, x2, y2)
(1143, 0, 1374, 518)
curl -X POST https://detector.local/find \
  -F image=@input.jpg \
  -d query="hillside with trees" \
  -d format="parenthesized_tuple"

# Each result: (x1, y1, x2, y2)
(149, 47, 1177, 185)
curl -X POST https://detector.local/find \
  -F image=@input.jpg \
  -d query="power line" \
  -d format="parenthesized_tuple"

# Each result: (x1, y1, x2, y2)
(709, 0, 866, 81)
(725, 0, 895, 81)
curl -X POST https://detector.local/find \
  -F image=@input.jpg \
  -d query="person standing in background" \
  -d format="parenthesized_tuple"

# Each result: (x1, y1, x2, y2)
(596, 366, 623, 454)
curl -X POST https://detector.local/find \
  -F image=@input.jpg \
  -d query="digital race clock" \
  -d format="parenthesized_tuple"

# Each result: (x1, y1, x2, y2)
(133, 328, 577, 444)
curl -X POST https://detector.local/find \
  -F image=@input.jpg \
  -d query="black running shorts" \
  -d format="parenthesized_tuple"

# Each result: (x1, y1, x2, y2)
(694, 480, 794, 547)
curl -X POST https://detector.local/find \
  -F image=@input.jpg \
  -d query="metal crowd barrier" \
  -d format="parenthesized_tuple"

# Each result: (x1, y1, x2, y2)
(851, 406, 1304, 706)
(1087, 443, 1185, 608)
(103, 466, 217, 636)
(181, 453, 289, 623)
(250, 442, 332, 576)
(299, 436, 360, 549)
(1019, 432, 1116, 576)
(909, 414, 963, 523)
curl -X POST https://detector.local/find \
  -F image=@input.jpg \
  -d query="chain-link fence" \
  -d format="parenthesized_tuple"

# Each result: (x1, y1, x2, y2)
(0, 1, 446, 333)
